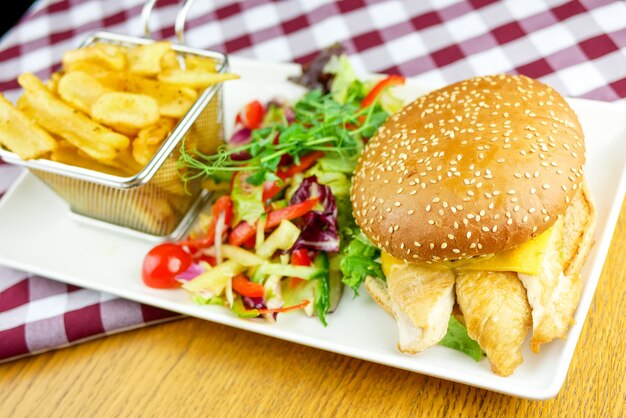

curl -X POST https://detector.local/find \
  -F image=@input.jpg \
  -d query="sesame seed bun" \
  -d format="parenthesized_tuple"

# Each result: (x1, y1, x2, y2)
(351, 74, 585, 262)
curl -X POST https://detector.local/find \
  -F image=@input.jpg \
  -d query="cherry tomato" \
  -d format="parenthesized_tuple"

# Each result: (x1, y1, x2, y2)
(142, 243, 192, 289)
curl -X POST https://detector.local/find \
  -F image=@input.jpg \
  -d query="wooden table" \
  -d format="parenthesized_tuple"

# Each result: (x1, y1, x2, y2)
(1, 200, 624, 417)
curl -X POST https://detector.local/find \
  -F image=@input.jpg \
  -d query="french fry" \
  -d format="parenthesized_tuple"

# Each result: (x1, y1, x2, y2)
(127, 41, 172, 77)
(158, 69, 239, 89)
(63, 61, 112, 78)
(58, 71, 111, 115)
(91, 92, 160, 134)
(184, 55, 217, 72)
(50, 139, 128, 176)
(46, 72, 62, 94)
(62, 44, 126, 71)
(132, 118, 176, 165)
(127, 185, 177, 232)
(110, 147, 145, 175)
(91, 71, 196, 118)
(161, 50, 180, 71)
(151, 157, 188, 196)
(17, 73, 129, 162)
(0, 94, 57, 159)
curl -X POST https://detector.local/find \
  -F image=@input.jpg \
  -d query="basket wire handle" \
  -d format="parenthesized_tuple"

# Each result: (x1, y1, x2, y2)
(141, 0, 198, 44)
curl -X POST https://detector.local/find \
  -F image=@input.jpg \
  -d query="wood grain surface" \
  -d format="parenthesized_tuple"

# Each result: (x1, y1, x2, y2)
(0, 199, 624, 418)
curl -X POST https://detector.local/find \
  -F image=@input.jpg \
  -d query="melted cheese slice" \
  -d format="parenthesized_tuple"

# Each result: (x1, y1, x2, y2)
(382, 220, 563, 276)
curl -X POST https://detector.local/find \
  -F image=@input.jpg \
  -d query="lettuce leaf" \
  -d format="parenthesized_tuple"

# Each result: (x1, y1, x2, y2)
(339, 233, 383, 294)
(231, 172, 265, 225)
(438, 316, 484, 361)
(327, 55, 357, 104)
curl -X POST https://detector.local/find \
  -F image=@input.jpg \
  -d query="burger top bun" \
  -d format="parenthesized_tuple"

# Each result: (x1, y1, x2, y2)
(351, 74, 585, 262)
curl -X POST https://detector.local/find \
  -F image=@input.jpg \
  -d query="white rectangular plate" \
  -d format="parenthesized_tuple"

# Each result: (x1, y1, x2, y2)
(1, 57, 625, 399)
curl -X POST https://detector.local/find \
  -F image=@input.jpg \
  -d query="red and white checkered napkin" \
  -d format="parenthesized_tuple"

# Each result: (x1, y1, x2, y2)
(2, 0, 626, 363)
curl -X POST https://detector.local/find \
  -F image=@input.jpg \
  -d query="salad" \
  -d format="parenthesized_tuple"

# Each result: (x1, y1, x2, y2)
(140, 48, 482, 361)
(142, 50, 400, 325)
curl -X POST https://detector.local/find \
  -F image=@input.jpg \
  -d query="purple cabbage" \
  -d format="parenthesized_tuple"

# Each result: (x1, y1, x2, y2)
(175, 263, 205, 282)
(290, 176, 339, 253)
(242, 296, 266, 310)
(229, 127, 252, 160)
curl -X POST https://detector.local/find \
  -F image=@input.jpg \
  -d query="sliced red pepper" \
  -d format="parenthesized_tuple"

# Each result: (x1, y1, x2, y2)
(211, 195, 234, 227)
(279, 151, 325, 179)
(179, 195, 233, 249)
(291, 248, 312, 266)
(237, 100, 265, 130)
(232, 274, 264, 298)
(290, 248, 312, 288)
(180, 219, 216, 249)
(227, 222, 255, 248)
(258, 300, 310, 314)
(228, 197, 319, 247)
(262, 180, 285, 201)
(196, 254, 217, 266)
(360, 75, 406, 109)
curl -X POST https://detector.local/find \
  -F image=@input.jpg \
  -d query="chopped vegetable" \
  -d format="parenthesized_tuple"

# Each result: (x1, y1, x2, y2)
(290, 176, 339, 253)
(232, 274, 265, 298)
(221, 244, 265, 266)
(312, 252, 331, 326)
(256, 263, 324, 280)
(258, 300, 309, 314)
(228, 197, 319, 247)
(236, 100, 265, 130)
(182, 260, 245, 295)
(256, 220, 301, 259)
(179, 195, 232, 249)
(360, 75, 405, 109)
(231, 172, 264, 225)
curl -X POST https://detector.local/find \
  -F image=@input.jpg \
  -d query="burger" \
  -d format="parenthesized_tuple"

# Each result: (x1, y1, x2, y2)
(350, 74, 596, 376)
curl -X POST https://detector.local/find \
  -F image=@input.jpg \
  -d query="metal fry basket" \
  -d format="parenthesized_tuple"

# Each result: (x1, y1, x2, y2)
(0, 1, 227, 240)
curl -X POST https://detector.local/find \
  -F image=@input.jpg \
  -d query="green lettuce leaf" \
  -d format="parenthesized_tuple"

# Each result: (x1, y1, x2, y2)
(231, 173, 265, 225)
(379, 88, 405, 115)
(305, 164, 352, 196)
(325, 55, 357, 104)
(438, 316, 484, 361)
(340, 233, 383, 294)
